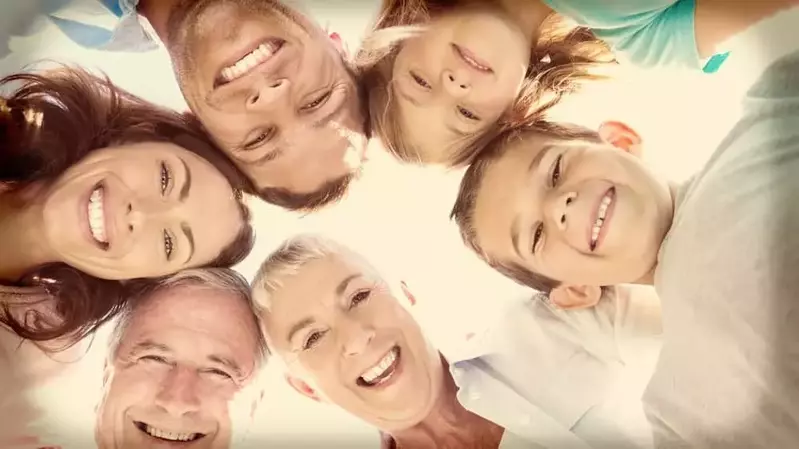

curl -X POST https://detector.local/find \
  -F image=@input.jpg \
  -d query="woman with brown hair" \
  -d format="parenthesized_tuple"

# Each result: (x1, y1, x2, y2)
(0, 67, 256, 348)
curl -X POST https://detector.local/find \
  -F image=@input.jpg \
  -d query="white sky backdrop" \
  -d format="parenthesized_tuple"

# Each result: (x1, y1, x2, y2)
(3, 1, 799, 447)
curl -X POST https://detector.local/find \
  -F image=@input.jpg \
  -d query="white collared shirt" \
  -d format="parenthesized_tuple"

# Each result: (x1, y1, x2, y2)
(446, 287, 663, 449)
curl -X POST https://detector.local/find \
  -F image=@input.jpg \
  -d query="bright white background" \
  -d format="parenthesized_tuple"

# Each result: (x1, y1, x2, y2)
(3, 1, 798, 448)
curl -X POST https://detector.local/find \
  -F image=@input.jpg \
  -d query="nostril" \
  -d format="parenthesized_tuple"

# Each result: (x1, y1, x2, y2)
(448, 74, 455, 82)
(560, 215, 566, 224)
(566, 197, 573, 206)
(249, 94, 260, 105)
(127, 204, 132, 213)
(459, 84, 467, 89)
(128, 224, 133, 232)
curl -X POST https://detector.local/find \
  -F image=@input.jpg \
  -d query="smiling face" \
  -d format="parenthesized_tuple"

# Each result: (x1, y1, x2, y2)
(96, 284, 260, 449)
(40, 142, 243, 280)
(165, 0, 366, 195)
(391, 7, 530, 164)
(261, 252, 443, 432)
(470, 124, 674, 288)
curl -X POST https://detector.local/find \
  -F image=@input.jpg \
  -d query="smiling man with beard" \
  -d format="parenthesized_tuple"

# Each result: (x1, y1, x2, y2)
(25, 0, 368, 211)
(95, 268, 268, 449)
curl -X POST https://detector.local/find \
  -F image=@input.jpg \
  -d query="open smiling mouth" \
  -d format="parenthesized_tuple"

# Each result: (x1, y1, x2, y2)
(215, 38, 285, 87)
(134, 421, 205, 443)
(357, 346, 401, 388)
(451, 43, 493, 73)
(87, 182, 109, 250)
(590, 187, 616, 251)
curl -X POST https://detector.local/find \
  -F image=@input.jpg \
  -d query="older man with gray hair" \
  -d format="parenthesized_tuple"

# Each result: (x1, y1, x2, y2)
(96, 268, 268, 449)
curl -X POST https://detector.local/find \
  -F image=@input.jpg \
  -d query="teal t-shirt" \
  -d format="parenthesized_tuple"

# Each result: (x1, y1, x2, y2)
(543, 0, 728, 73)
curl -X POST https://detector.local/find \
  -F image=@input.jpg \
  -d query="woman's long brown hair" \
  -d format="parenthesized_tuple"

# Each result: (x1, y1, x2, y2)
(356, 0, 616, 167)
(0, 67, 256, 347)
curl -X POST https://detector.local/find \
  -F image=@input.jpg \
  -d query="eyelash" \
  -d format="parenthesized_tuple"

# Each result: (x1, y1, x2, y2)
(203, 368, 233, 380)
(458, 106, 479, 121)
(163, 229, 174, 260)
(532, 154, 565, 253)
(140, 355, 167, 364)
(160, 162, 172, 195)
(246, 128, 276, 150)
(410, 71, 430, 89)
(301, 289, 372, 350)
(301, 90, 332, 111)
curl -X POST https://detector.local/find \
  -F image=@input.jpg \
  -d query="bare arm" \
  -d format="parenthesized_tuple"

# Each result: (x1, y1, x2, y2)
(695, 0, 799, 58)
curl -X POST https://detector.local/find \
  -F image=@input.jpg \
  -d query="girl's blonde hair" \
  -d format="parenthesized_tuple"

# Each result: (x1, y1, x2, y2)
(355, 0, 616, 167)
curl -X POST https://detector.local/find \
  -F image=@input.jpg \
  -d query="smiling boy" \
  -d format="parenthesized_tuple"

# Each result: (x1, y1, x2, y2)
(451, 47, 799, 448)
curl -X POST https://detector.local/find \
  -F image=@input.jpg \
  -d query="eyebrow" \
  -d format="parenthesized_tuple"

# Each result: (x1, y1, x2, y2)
(182, 223, 195, 265)
(396, 86, 421, 107)
(285, 274, 361, 343)
(127, 340, 170, 358)
(179, 156, 191, 201)
(509, 144, 554, 258)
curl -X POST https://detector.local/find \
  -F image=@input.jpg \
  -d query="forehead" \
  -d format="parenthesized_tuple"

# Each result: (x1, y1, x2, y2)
(123, 286, 257, 346)
(471, 133, 555, 245)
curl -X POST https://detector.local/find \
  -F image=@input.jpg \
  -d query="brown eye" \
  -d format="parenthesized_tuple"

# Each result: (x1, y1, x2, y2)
(551, 154, 563, 186)
(163, 230, 174, 260)
(532, 224, 543, 254)
(301, 90, 332, 111)
(245, 128, 275, 149)
(410, 71, 430, 89)
(160, 162, 172, 194)
(351, 290, 371, 307)
(458, 106, 480, 121)
(303, 331, 324, 350)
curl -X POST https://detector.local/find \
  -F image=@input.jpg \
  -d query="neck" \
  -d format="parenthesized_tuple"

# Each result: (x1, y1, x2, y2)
(390, 360, 504, 449)
(499, 0, 552, 43)
(633, 181, 680, 286)
(137, 0, 180, 43)
(0, 189, 55, 282)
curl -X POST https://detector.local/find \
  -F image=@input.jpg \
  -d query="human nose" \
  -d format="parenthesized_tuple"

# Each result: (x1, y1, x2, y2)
(245, 78, 291, 113)
(154, 367, 202, 416)
(125, 196, 183, 235)
(441, 69, 471, 98)
(546, 190, 577, 233)
(341, 318, 376, 357)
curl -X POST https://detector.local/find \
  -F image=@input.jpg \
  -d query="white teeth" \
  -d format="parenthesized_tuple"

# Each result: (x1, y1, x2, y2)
(87, 187, 107, 244)
(221, 42, 277, 82)
(360, 348, 398, 384)
(590, 193, 613, 247)
(144, 424, 197, 442)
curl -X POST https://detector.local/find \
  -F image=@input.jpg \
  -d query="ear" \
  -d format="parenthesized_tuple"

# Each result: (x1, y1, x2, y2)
(328, 32, 349, 58)
(597, 121, 642, 157)
(399, 281, 417, 306)
(549, 285, 603, 310)
(285, 374, 322, 403)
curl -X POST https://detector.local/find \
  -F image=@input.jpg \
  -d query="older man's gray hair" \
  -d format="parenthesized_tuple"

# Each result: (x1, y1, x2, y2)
(107, 268, 269, 364)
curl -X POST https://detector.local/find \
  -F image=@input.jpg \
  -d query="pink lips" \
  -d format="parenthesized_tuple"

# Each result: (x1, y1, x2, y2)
(451, 43, 493, 73)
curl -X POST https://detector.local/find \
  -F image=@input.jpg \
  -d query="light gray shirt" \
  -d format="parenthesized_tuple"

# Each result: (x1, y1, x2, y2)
(644, 47, 799, 448)
(449, 287, 662, 449)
